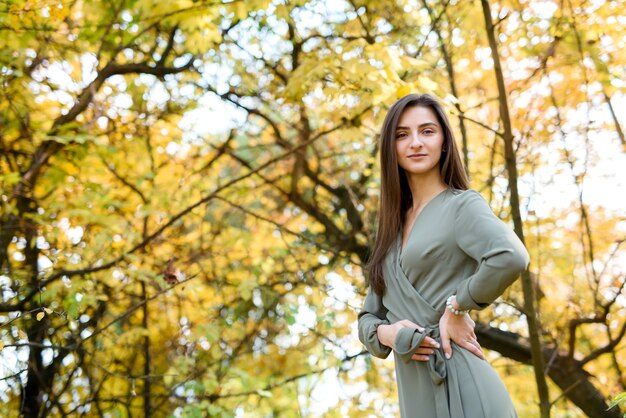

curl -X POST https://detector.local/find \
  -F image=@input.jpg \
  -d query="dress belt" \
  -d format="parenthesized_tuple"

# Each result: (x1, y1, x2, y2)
(394, 324, 462, 418)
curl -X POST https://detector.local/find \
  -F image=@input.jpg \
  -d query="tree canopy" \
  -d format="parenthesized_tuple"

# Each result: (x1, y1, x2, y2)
(1, 0, 625, 417)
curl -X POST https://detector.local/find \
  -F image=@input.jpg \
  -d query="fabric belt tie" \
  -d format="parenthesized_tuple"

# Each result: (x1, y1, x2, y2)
(394, 324, 455, 418)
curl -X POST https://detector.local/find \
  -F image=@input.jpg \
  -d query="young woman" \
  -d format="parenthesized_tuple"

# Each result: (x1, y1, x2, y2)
(358, 93, 529, 417)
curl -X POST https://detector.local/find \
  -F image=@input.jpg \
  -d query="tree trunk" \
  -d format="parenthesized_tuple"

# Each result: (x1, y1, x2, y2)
(603, 90, 626, 153)
(22, 319, 46, 418)
(479, 0, 552, 416)
(20, 180, 46, 417)
(141, 280, 152, 417)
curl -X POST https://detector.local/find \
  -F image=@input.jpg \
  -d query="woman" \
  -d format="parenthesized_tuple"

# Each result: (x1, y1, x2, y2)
(358, 93, 529, 417)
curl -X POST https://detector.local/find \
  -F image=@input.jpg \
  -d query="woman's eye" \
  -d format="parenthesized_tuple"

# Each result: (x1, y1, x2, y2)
(395, 132, 407, 139)
(422, 129, 435, 135)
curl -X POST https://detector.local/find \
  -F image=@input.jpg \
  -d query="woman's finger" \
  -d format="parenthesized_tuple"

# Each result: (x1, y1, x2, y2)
(460, 335, 477, 345)
(422, 336, 440, 348)
(440, 333, 452, 359)
(411, 354, 431, 362)
(398, 319, 424, 332)
(460, 340, 485, 360)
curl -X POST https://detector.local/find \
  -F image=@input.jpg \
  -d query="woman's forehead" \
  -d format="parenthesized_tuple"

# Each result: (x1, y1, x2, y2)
(397, 106, 438, 126)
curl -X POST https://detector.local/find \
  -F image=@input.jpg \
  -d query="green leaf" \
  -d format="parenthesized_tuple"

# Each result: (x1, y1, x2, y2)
(65, 299, 80, 319)
(238, 280, 256, 301)
(608, 392, 626, 409)
(0, 172, 21, 186)
(181, 405, 203, 418)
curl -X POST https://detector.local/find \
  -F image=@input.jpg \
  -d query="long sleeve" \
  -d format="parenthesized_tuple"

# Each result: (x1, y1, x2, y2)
(453, 190, 530, 311)
(357, 286, 392, 359)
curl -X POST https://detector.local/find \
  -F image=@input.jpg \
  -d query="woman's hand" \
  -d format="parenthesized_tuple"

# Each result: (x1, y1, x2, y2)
(377, 319, 440, 361)
(439, 299, 484, 360)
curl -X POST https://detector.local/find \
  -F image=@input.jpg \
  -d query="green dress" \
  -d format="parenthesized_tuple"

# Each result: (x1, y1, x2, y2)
(358, 189, 529, 418)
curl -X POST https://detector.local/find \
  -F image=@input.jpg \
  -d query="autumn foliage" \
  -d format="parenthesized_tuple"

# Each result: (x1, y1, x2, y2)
(1, 0, 625, 417)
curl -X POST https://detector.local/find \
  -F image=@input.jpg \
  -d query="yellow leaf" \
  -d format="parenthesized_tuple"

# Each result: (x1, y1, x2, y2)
(233, 2, 247, 20)
(0, 341, 4, 350)
(275, 4, 289, 20)
(44, 308, 53, 315)
(18, 330, 27, 340)
(417, 76, 440, 94)
(36, 312, 45, 321)
(396, 84, 413, 98)
(164, 366, 177, 386)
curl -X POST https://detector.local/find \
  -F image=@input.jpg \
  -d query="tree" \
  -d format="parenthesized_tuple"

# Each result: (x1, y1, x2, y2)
(480, 0, 550, 415)
(1, 0, 625, 416)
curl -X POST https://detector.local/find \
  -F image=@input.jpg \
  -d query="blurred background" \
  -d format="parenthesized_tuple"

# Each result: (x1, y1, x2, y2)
(1, 0, 625, 416)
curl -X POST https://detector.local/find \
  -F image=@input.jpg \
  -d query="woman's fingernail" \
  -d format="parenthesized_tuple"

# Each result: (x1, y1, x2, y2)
(445, 353, 451, 359)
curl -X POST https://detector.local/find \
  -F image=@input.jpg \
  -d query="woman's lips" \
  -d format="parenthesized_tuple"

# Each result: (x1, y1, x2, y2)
(408, 154, 427, 158)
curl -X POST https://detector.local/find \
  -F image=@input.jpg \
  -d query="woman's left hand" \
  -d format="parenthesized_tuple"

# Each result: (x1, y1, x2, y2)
(439, 305, 485, 360)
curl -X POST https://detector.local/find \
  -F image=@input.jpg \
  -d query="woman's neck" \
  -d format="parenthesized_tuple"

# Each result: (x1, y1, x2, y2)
(406, 171, 447, 210)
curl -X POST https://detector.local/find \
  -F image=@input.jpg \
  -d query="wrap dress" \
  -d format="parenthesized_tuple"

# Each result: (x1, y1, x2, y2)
(358, 189, 530, 418)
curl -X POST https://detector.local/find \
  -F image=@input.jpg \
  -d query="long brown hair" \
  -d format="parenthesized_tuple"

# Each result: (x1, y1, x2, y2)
(366, 93, 469, 295)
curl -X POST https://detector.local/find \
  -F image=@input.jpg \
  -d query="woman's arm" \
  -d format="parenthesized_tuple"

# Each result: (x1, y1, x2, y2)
(439, 190, 529, 360)
(358, 287, 440, 361)
(377, 320, 440, 362)
(453, 190, 530, 311)
(357, 287, 392, 359)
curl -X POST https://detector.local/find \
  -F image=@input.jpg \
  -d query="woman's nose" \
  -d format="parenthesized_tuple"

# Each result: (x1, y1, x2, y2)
(409, 132, 423, 146)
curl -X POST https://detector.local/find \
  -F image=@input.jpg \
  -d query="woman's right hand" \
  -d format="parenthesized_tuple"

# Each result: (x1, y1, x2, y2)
(377, 319, 440, 361)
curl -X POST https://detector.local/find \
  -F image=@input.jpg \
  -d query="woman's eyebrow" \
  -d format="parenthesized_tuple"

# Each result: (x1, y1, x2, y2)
(395, 122, 438, 130)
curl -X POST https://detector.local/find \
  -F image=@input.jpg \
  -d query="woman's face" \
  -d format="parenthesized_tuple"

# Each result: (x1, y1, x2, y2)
(394, 105, 445, 178)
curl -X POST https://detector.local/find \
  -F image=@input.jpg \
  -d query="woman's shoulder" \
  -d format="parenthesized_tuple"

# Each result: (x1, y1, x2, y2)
(448, 188, 482, 200)
(447, 188, 488, 211)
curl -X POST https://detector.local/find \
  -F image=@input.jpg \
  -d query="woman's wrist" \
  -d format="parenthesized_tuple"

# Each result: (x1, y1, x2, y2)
(446, 295, 469, 316)
(376, 323, 391, 347)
